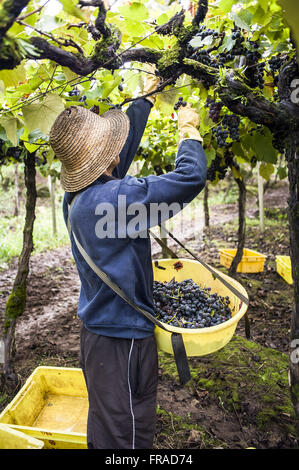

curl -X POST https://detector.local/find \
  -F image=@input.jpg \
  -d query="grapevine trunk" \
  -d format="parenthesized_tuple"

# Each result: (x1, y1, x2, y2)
(1, 152, 36, 383)
(204, 184, 210, 228)
(228, 174, 246, 277)
(287, 131, 299, 432)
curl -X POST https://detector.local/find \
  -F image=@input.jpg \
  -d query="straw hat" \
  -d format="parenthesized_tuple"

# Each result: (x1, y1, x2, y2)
(49, 105, 130, 192)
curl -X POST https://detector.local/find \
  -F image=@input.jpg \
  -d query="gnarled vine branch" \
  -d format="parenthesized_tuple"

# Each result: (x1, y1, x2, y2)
(0, 0, 298, 134)
(0, 0, 30, 37)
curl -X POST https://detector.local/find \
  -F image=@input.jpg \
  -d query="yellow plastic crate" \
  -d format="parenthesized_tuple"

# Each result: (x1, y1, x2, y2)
(0, 367, 88, 449)
(0, 423, 44, 449)
(152, 259, 248, 357)
(276, 256, 293, 285)
(219, 248, 266, 273)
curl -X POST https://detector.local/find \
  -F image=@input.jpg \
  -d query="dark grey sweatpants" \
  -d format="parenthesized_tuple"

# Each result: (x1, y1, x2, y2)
(79, 325, 159, 449)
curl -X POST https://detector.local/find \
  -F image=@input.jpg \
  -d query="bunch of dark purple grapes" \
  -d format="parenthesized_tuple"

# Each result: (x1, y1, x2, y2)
(78, 95, 87, 106)
(245, 40, 262, 64)
(212, 114, 241, 148)
(212, 126, 230, 147)
(6, 147, 23, 163)
(216, 52, 234, 66)
(246, 61, 266, 90)
(272, 133, 286, 154)
(207, 153, 234, 182)
(118, 77, 125, 91)
(207, 155, 227, 181)
(196, 25, 219, 40)
(269, 54, 288, 75)
(191, 50, 213, 66)
(256, 62, 266, 89)
(230, 29, 246, 56)
(68, 87, 80, 97)
(222, 114, 241, 141)
(174, 96, 187, 111)
(68, 86, 88, 105)
(187, 25, 219, 55)
(215, 30, 247, 66)
(205, 98, 222, 122)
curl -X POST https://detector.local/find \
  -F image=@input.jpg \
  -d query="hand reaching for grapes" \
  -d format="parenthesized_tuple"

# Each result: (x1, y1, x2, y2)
(178, 103, 203, 144)
(142, 63, 160, 105)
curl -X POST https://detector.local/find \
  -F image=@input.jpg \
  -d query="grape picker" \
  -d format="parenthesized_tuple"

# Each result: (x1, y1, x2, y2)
(49, 68, 207, 449)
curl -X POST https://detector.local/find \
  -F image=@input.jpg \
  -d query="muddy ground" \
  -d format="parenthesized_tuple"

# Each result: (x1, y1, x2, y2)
(0, 180, 298, 449)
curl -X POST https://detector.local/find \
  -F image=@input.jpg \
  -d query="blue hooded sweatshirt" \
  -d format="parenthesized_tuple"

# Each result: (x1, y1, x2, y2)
(63, 98, 207, 339)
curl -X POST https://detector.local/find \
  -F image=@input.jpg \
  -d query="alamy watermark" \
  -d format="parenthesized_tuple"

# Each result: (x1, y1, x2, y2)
(94, 195, 204, 241)
(291, 79, 299, 104)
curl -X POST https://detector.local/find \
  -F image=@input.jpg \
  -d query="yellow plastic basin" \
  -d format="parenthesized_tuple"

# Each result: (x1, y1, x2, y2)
(276, 256, 293, 285)
(0, 367, 88, 449)
(0, 423, 44, 449)
(153, 258, 249, 357)
(219, 248, 266, 273)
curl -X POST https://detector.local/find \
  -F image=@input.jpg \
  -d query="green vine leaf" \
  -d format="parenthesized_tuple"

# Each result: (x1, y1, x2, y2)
(0, 64, 26, 88)
(259, 162, 275, 180)
(118, 2, 149, 21)
(22, 94, 65, 136)
(0, 115, 22, 146)
(58, 0, 88, 22)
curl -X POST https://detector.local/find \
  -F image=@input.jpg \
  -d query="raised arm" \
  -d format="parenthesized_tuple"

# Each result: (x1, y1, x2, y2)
(113, 98, 152, 179)
(118, 105, 207, 236)
(113, 66, 160, 179)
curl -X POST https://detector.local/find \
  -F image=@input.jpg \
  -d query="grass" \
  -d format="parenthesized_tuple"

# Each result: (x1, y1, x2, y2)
(33, 204, 69, 252)
(0, 166, 69, 270)
(221, 209, 288, 232)
(159, 335, 297, 438)
(0, 205, 69, 269)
